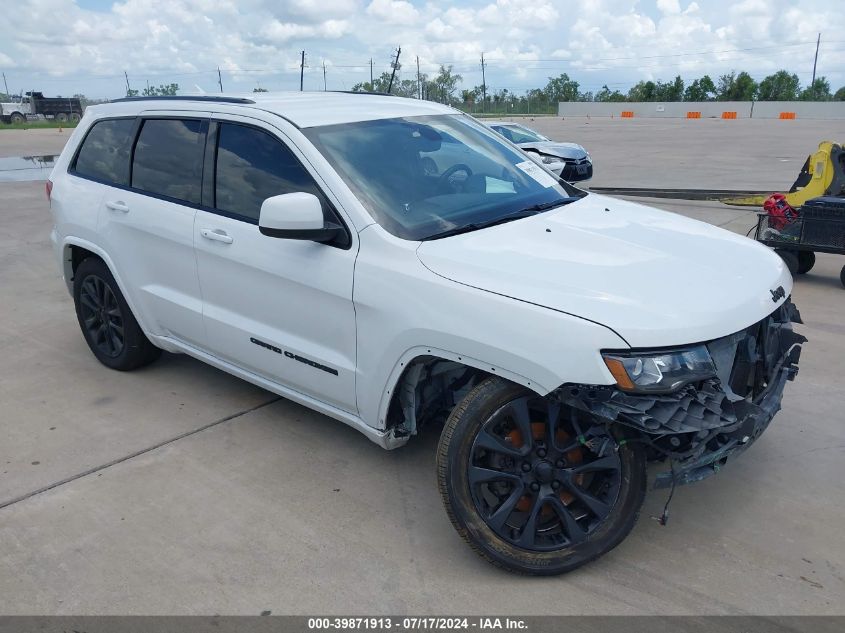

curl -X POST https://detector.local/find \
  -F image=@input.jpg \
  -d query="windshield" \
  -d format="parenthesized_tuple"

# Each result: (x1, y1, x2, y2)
(491, 124, 548, 144)
(304, 114, 584, 241)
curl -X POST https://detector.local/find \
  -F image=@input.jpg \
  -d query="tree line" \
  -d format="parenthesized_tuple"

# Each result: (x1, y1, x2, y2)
(352, 66, 845, 114)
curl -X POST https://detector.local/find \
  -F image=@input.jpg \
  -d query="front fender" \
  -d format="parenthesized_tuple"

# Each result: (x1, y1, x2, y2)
(354, 225, 628, 431)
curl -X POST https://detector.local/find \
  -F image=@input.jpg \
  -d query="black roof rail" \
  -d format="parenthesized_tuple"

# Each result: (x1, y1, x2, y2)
(110, 96, 256, 104)
(330, 90, 395, 97)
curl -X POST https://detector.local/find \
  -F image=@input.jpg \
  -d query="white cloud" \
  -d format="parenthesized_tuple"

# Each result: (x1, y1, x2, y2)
(657, 0, 681, 14)
(365, 0, 419, 25)
(0, 0, 842, 98)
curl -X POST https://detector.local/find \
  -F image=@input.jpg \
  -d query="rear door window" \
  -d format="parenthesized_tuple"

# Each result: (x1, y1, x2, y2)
(131, 119, 206, 204)
(214, 122, 326, 222)
(73, 118, 136, 185)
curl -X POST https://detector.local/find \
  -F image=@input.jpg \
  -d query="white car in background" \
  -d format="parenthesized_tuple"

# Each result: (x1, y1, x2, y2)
(47, 92, 803, 575)
(486, 121, 593, 181)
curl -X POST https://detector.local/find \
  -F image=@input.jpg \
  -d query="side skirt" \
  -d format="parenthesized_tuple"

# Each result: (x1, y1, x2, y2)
(149, 334, 409, 451)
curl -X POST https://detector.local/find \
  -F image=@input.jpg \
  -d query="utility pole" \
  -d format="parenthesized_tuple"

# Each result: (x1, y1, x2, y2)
(388, 46, 401, 94)
(2, 72, 9, 97)
(480, 52, 487, 113)
(217, 67, 223, 92)
(369, 58, 373, 89)
(811, 33, 821, 88)
(322, 61, 327, 91)
(416, 56, 421, 99)
(300, 50, 306, 91)
(124, 71, 131, 95)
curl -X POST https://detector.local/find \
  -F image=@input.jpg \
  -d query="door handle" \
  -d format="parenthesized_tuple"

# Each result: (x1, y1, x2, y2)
(200, 228, 234, 244)
(105, 200, 129, 213)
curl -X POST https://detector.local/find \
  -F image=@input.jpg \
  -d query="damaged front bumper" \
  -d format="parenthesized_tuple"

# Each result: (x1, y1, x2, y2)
(554, 300, 806, 489)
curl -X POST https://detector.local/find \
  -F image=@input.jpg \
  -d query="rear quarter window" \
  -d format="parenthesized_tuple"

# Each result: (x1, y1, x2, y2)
(131, 118, 206, 204)
(72, 118, 136, 185)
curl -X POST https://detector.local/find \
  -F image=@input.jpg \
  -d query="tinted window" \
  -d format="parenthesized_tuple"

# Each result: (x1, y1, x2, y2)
(304, 115, 583, 241)
(74, 118, 135, 185)
(215, 123, 324, 221)
(132, 119, 205, 204)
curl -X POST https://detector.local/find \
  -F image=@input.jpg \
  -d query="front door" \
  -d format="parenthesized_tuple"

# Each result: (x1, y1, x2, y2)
(193, 116, 358, 413)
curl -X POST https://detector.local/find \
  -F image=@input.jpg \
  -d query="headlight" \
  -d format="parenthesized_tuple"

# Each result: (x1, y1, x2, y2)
(540, 155, 558, 164)
(601, 345, 716, 393)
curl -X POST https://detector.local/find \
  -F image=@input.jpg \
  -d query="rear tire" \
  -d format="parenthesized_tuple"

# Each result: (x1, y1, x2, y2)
(840, 265, 845, 289)
(56, 112, 68, 122)
(73, 257, 161, 371)
(797, 251, 815, 275)
(775, 249, 799, 276)
(70, 113, 81, 123)
(437, 377, 646, 575)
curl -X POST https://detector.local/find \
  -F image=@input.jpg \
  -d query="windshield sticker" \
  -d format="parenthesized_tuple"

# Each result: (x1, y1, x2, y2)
(485, 177, 516, 194)
(515, 160, 558, 188)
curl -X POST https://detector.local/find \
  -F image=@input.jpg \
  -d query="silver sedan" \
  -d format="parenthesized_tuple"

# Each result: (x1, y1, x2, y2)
(486, 121, 592, 181)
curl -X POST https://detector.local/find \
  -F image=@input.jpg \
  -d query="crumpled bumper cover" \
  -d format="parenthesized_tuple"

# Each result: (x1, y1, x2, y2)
(554, 300, 806, 489)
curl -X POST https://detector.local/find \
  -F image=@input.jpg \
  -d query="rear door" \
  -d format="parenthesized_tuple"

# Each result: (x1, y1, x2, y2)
(193, 114, 358, 413)
(96, 113, 208, 346)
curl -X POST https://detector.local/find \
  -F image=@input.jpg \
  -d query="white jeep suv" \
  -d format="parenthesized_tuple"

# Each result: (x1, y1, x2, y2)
(48, 93, 804, 575)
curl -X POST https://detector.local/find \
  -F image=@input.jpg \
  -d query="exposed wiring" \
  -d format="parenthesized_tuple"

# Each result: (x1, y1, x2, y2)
(658, 461, 677, 526)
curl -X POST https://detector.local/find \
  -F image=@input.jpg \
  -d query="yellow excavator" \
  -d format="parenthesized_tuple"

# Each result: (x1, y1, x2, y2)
(724, 141, 845, 207)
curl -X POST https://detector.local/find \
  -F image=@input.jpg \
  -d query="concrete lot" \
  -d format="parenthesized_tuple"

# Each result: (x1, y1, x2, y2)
(496, 116, 845, 190)
(0, 121, 844, 615)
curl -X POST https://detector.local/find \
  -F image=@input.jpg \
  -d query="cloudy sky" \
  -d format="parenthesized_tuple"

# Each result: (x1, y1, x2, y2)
(1, 0, 844, 99)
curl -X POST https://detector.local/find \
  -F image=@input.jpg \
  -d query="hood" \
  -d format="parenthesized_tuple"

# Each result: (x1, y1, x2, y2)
(518, 141, 588, 160)
(416, 195, 793, 348)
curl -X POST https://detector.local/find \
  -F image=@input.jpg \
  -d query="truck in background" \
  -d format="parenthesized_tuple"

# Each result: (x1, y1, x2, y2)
(1, 92, 83, 124)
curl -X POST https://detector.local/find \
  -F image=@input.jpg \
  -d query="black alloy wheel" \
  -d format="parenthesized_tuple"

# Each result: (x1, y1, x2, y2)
(437, 377, 646, 575)
(468, 395, 622, 551)
(73, 257, 161, 370)
(78, 274, 125, 358)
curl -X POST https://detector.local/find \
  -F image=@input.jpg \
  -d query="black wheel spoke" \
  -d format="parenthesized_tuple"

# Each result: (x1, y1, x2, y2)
(570, 454, 620, 475)
(474, 428, 524, 458)
(468, 465, 519, 486)
(564, 482, 610, 517)
(79, 292, 98, 312)
(506, 397, 533, 452)
(545, 400, 561, 449)
(516, 495, 544, 548)
(108, 326, 122, 353)
(94, 323, 107, 345)
(549, 497, 587, 544)
(486, 484, 525, 531)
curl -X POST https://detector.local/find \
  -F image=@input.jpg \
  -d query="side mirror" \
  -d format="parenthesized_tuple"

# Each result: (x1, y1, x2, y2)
(258, 192, 344, 243)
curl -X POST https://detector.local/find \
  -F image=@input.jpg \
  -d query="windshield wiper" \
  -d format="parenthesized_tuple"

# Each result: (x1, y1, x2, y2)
(420, 197, 579, 241)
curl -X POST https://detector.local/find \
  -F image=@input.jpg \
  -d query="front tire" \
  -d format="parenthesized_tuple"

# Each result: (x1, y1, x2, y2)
(437, 377, 646, 575)
(10, 112, 25, 124)
(73, 257, 161, 371)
